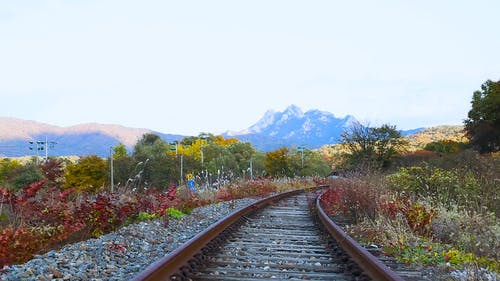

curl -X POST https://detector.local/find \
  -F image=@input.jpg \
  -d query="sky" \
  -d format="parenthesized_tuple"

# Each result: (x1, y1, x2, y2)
(1, 1, 499, 136)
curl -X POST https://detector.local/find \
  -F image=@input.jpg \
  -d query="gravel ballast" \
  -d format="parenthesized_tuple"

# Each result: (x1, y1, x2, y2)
(2, 195, 497, 281)
(1, 198, 258, 281)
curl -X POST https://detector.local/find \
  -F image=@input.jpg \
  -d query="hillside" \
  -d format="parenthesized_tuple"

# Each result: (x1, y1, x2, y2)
(406, 125, 466, 150)
(0, 117, 183, 157)
(1, 106, 432, 157)
(317, 125, 467, 166)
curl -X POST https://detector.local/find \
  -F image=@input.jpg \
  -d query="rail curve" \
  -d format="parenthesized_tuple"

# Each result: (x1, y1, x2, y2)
(132, 187, 404, 281)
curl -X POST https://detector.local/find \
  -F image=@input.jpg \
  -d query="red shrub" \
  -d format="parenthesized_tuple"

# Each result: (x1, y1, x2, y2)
(319, 188, 343, 215)
(379, 198, 436, 237)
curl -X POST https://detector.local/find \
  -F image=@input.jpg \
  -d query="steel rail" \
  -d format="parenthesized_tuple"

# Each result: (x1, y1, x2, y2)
(131, 187, 319, 281)
(316, 190, 404, 281)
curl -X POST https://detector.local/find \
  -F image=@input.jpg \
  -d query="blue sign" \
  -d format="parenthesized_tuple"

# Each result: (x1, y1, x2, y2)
(187, 179, 196, 192)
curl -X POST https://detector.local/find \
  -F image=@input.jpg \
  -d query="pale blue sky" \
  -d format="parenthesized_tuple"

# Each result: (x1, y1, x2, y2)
(1, 0, 499, 135)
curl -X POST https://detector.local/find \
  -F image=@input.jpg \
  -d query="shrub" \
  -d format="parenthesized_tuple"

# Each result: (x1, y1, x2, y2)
(136, 211, 158, 221)
(424, 140, 466, 154)
(431, 204, 499, 260)
(320, 178, 382, 223)
(63, 155, 108, 192)
(215, 179, 278, 201)
(387, 162, 497, 212)
(165, 207, 184, 220)
(0, 180, 184, 267)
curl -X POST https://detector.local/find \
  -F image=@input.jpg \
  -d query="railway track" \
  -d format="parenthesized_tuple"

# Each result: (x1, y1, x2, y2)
(132, 188, 404, 281)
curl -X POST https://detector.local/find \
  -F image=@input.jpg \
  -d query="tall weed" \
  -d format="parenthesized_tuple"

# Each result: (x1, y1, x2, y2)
(431, 204, 499, 259)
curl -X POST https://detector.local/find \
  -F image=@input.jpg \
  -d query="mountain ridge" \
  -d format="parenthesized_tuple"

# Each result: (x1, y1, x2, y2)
(0, 117, 183, 157)
(1, 106, 424, 156)
(0, 117, 152, 147)
(224, 105, 358, 150)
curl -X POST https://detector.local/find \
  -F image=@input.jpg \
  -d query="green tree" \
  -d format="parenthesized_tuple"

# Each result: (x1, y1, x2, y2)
(113, 143, 128, 158)
(206, 148, 237, 180)
(0, 158, 44, 192)
(112, 155, 134, 188)
(299, 150, 331, 177)
(285, 147, 331, 177)
(341, 122, 407, 170)
(132, 133, 176, 189)
(371, 125, 408, 167)
(424, 140, 465, 154)
(108, 144, 133, 189)
(0, 158, 21, 188)
(12, 161, 44, 192)
(250, 151, 266, 178)
(265, 147, 291, 177)
(464, 79, 500, 153)
(63, 155, 108, 192)
(228, 142, 255, 177)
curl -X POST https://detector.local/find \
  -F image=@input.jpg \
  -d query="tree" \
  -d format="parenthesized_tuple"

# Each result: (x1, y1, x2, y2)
(424, 140, 465, 154)
(63, 155, 108, 192)
(112, 155, 134, 188)
(297, 150, 331, 177)
(113, 143, 128, 158)
(133, 133, 176, 189)
(265, 147, 291, 177)
(12, 161, 44, 192)
(250, 151, 266, 178)
(214, 135, 239, 147)
(340, 122, 407, 170)
(0, 158, 44, 192)
(0, 158, 21, 189)
(228, 142, 255, 177)
(371, 125, 408, 167)
(464, 79, 500, 153)
(40, 158, 65, 186)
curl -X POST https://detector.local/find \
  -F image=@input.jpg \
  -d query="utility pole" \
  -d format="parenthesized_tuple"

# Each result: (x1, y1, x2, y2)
(249, 158, 254, 180)
(28, 137, 56, 163)
(200, 146, 204, 166)
(44, 136, 48, 161)
(110, 147, 114, 192)
(180, 155, 184, 185)
(28, 141, 42, 164)
(298, 146, 306, 168)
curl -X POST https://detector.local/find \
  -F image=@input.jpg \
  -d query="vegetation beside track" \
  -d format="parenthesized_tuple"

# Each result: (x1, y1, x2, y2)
(0, 174, 315, 268)
(319, 151, 499, 275)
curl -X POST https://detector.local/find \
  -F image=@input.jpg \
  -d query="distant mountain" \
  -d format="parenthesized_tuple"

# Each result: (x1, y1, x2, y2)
(0, 117, 183, 157)
(224, 105, 358, 151)
(0, 106, 426, 157)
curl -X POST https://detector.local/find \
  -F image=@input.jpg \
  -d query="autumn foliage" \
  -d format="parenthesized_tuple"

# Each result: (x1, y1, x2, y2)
(0, 175, 308, 268)
(0, 179, 183, 267)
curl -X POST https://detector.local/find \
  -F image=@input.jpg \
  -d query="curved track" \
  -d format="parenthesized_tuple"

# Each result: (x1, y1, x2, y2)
(132, 188, 404, 281)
